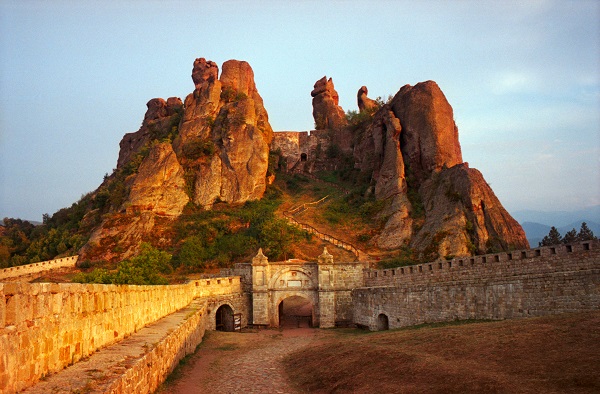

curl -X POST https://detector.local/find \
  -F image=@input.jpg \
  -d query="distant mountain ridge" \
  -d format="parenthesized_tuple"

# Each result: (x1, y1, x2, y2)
(520, 220, 600, 247)
(513, 206, 600, 228)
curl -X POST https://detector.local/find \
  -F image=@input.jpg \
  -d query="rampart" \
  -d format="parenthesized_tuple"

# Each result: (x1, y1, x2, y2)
(0, 256, 78, 281)
(353, 240, 600, 330)
(0, 276, 242, 393)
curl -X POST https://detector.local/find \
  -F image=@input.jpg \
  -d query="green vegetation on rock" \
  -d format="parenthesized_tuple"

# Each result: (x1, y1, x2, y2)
(73, 243, 171, 285)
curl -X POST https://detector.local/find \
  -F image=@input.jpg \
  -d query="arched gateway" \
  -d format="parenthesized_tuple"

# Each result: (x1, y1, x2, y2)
(250, 248, 365, 328)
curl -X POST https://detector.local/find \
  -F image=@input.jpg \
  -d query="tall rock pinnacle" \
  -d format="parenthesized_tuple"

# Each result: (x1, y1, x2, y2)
(311, 76, 347, 130)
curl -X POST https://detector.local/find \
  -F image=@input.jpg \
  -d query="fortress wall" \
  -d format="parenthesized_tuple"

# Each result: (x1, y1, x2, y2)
(332, 262, 367, 324)
(364, 241, 599, 287)
(205, 292, 252, 330)
(104, 299, 208, 394)
(353, 241, 600, 330)
(0, 256, 78, 281)
(0, 276, 241, 393)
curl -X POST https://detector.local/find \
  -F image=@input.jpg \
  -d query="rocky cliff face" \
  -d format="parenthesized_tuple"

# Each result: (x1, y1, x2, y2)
(81, 57, 273, 261)
(353, 80, 529, 257)
(79, 57, 526, 262)
(174, 58, 273, 208)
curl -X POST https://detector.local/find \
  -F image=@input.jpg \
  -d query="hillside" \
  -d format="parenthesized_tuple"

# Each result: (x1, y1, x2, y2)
(2, 57, 531, 277)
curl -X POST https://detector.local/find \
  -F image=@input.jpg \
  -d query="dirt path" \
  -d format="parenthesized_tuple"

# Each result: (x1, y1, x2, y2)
(161, 327, 324, 394)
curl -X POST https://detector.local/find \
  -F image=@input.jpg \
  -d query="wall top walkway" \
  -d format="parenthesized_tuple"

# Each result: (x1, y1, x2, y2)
(0, 256, 78, 281)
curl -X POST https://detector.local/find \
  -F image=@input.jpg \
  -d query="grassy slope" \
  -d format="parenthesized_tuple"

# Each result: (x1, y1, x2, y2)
(283, 312, 600, 393)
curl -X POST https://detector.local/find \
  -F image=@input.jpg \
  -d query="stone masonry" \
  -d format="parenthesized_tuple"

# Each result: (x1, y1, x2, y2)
(0, 276, 243, 393)
(249, 247, 365, 328)
(353, 240, 600, 330)
(3, 240, 599, 393)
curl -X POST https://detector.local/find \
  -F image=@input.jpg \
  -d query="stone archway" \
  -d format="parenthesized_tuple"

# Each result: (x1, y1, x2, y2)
(377, 313, 389, 331)
(216, 304, 235, 332)
(278, 295, 314, 328)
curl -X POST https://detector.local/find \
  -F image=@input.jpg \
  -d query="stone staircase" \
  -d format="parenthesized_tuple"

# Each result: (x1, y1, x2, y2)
(283, 196, 369, 262)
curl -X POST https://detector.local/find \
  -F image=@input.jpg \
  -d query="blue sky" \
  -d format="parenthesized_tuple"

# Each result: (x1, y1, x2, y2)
(1, 0, 599, 221)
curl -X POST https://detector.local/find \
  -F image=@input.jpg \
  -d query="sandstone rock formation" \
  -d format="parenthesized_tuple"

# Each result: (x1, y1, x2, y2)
(354, 80, 528, 256)
(80, 58, 526, 263)
(118, 97, 183, 168)
(392, 81, 463, 185)
(175, 58, 273, 208)
(81, 57, 274, 261)
(125, 142, 189, 216)
(357, 86, 378, 113)
(311, 76, 347, 130)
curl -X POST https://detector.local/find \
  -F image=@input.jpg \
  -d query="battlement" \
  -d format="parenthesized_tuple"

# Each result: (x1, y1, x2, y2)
(354, 240, 600, 330)
(0, 256, 79, 281)
(364, 240, 599, 287)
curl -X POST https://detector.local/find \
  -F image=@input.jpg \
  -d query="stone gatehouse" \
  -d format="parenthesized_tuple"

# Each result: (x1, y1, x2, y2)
(237, 248, 366, 328)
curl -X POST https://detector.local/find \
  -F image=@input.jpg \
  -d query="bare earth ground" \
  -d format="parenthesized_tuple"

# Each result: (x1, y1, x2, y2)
(160, 328, 323, 394)
(159, 312, 600, 394)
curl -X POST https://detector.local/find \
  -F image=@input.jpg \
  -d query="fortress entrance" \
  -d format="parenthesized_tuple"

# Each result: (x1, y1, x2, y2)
(377, 313, 389, 331)
(216, 304, 234, 332)
(251, 248, 365, 328)
(278, 295, 314, 328)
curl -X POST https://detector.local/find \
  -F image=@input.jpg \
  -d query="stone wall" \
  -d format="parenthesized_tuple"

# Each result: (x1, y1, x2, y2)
(353, 240, 600, 330)
(270, 130, 332, 172)
(104, 299, 207, 394)
(0, 276, 242, 393)
(205, 292, 252, 330)
(0, 256, 78, 281)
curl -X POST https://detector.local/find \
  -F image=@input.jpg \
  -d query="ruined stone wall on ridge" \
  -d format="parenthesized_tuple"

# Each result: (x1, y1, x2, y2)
(0, 276, 242, 393)
(353, 240, 600, 330)
(0, 256, 79, 281)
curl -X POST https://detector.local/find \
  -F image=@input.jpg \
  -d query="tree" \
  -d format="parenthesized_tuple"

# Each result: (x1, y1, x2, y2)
(539, 226, 562, 246)
(577, 222, 597, 241)
(562, 228, 578, 244)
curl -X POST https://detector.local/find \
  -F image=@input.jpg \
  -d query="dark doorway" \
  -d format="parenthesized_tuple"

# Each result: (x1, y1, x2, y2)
(278, 296, 313, 328)
(216, 304, 234, 332)
(300, 153, 307, 162)
(377, 313, 389, 331)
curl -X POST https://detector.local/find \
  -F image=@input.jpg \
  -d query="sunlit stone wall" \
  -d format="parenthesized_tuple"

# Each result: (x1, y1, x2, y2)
(0, 276, 242, 393)
(353, 240, 600, 330)
(0, 256, 78, 281)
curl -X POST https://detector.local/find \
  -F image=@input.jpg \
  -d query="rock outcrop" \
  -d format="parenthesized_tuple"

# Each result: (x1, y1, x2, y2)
(80, 58, 527, 263)
(117, 97, 183, 169)
(392, 81, 463, 185)
(81, 57, 274, 261)
(357, 86, 378, 113)
(125, 142, 189, 216)
(354, 80, 528, 256)
(311, 76, 347, 130)
(175, 58, 273, 208)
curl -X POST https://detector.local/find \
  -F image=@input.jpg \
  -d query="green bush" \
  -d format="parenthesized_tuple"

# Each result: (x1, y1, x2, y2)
(181, 138, 216, 160)
(73, 243, 171, 285)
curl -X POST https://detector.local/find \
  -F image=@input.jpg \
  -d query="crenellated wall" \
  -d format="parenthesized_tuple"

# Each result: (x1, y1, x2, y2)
(0, 276, 242, 393)
(0, 256, 78, 281)
(353, 240, 600, 330)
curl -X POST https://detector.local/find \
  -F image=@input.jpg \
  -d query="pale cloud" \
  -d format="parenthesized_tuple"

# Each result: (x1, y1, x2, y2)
(491, 72, 540, 95)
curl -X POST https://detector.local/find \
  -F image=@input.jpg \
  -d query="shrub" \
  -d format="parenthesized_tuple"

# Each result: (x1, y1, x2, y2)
(221, 87, 236, 102)
(73, 243, 171, 285)
(182, 138, 216, 160)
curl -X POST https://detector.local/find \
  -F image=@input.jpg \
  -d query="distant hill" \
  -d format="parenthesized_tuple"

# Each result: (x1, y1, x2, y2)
(513, 206, 600, 228)
(0, 217, 42, 226)
(520, 220, 600, 247)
